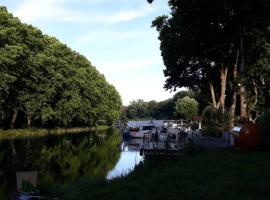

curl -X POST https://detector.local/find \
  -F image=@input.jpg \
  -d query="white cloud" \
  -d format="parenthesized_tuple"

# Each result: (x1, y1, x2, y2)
(110, 10, 146, 23)
(15, 0, 68, 22)
(14, 0, 158, 24)
(109, 4, 159, 23)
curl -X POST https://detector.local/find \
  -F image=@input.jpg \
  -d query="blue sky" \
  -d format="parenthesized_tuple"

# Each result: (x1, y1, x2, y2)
(0, 0, 180, 105)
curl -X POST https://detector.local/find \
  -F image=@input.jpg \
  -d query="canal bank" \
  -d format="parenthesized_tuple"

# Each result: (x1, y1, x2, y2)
(62, 149, 270, 200)
(2, 128, 270, 200)
(0, 126, 110, 140)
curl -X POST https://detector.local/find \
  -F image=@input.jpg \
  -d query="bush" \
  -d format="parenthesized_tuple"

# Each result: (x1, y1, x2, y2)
(201, 106, 218, 127)
(201, 106, 232, 137)
(201, 126, 223, 138)
(258, 109, 270, 141)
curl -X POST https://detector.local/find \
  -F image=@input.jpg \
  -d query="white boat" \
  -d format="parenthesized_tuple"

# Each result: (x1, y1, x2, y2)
(140, 140, 184, 155)
(122, 138, 145, 151)
(129, 125, 155, 138)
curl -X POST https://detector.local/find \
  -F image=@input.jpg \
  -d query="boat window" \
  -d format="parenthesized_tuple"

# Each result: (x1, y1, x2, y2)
(141, 126, 154, 130)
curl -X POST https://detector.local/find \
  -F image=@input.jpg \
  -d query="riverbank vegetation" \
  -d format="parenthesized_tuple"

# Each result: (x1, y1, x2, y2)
(0, 125, 110, 140)
(0, 6, 121, 130)
(61, 149, 270, 200)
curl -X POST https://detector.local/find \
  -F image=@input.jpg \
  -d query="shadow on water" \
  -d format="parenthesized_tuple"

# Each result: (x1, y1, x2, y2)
(0, 128, 121, 199)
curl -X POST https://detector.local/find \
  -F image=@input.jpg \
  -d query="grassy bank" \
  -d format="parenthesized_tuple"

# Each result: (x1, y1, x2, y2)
(0, 125, 110, 140)
(62, 149, 270, 200)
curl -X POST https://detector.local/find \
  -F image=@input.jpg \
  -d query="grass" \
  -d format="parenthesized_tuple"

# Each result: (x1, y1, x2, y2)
(0, 125, 110, 140)
(61, 149, 270, 200)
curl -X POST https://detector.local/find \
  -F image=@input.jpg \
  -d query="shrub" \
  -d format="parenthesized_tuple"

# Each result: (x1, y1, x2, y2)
(201, 106, 218, 127)
(201, 126, 223, 138)
(258, 109, 270, 141)
(201, 106, 232, 137)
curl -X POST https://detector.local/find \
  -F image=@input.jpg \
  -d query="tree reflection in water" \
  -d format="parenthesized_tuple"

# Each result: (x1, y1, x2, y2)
(0, 128, 121, 198)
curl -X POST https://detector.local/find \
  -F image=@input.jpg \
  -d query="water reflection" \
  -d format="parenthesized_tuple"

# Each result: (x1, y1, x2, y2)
(107, 138, 144, 179)
(0, 129, 146, 198)
(0, 128, 121, 199)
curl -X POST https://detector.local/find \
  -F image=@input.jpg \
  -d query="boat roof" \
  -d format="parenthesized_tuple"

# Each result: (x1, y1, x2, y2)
(127, 120, 164, 128)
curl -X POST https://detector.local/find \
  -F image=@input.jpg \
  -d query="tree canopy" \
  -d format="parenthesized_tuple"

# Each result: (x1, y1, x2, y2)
(0, 6, 122, 129)
(174, 96, 198, 120)
(151, 0, 270, 120)
(122, 90, 206, 120)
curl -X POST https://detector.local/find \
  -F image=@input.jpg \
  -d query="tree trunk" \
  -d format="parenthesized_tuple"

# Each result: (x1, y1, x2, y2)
(239, 31, 248, 120)
(209, 82, 217, 109)
(240, 85, 248, 119)
(247, 79, 258, 115)
(229, 50, 239, 128)
(27, 113, 32, 128)
(10, 140, 16, 157)
(10, 110, 18, 129)
(27, 118, 31, 128)
(219, 65, 228, 112)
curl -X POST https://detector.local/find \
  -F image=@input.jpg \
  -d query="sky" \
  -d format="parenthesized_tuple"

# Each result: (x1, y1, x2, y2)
(0, 0, 180, 105)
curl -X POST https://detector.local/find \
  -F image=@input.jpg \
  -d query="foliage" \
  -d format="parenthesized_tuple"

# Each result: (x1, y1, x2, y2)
(0, 184, 8, 200)
(0, 126, 109, 140)
(0, 7, 121, 129)
(258, 109, 270, 140)
(150, 0, 270, 118)
(173, 90, 209, 113)
(222, 111, 233, 131)
(126, 99, 149, 119)
(0, 128, 121, 197)
(124, 90, 207, 120)
(62, 150, 270, 200)
(245, 41, 270, 110)
(202, 107, 218, 127)
(174, 96, 198, 120)
(22, 180, 36, 193)
(200, 126, 223, 138)
(201, 106, 232, 137)
(124, 99, 172, 120)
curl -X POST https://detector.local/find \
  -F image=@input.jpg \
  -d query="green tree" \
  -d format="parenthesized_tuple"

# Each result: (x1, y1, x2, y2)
(0, 6, 122, 129)
(127, 99, 148, 119)
(123, 89, 207, 120)
(150, 0, 270, 121)
(174, 96, 198, 120)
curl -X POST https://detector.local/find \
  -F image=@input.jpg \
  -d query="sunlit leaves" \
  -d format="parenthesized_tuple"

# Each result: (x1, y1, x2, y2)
(0, 6, 122, 128)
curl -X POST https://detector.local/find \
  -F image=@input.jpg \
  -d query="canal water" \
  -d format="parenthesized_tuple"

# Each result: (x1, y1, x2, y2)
(107, 138, 144, 179)
(0, 128, 143, 199)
